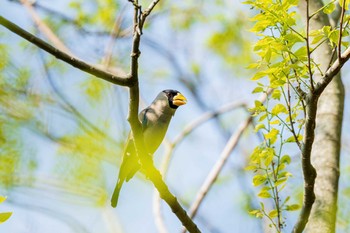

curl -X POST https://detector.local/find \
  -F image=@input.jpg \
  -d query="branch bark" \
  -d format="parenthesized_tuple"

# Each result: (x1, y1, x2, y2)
(294, 1, 346, 232)
(125, 1, 201, 232)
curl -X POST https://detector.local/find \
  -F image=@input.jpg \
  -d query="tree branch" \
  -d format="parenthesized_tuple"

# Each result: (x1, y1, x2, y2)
(125, 1, 201, 232)
(0, 15, 131, 86)
(314, 46, 350, 95)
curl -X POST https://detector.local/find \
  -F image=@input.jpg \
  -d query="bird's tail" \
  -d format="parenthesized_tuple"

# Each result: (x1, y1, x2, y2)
(111, 178, 124, 208)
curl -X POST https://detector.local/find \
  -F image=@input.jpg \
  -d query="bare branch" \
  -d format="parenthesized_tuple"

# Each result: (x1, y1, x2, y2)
(0, 15, 131, 86)
(152, 101, 247, 232)
(306, 0, 315, 91)
(314, 46, 350, 95)
(337, 1, 346, 61)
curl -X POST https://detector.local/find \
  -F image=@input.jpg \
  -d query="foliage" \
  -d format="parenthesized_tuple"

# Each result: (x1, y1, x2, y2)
(0, 196, 12, 224)
(245, 0, 350, 231)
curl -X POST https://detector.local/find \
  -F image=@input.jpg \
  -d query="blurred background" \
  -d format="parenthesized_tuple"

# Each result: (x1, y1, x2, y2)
(0, 0, 350, 232)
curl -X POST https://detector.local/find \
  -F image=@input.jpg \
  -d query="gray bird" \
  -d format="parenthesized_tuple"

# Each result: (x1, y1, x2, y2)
(111, 89, 187, 207)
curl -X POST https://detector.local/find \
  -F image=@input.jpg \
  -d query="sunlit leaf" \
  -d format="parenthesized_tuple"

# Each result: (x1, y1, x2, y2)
(253, 174, 266, 186)
(0, 212, 12, 224)
(252, 87, 264, 93)
(258, 189, 272, 198)
(280, 155, 291, 164)
(0, 196, 6, 204)
(271, 104, 287, 115)
(254, 123, 266, 132)
(264, 128, 279, 144)
(323, 2, 336, 14)
(269, 209, 278, 218)
(285, 204, 301, 211)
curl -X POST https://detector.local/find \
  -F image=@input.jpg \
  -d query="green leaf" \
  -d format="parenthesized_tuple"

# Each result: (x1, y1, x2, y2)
(0, 196, 6, 204)
(271, 89, 281, 100)
(251, 71, 266, 80)
(270, 119, 280, 125)
(264, 150, 274, 166)
(285, 204, 301, 211)
(253, 174, 266, 186)
(249, 209, 263, 218)
(258, 189, 272, 198)
(278, 171, 293, 179)
(323, 3, 336, 14)
(254, 123, 266, 132)
(328, 29, 340, 46)
(339, 0, 350, 10)
(252, 86, 264, 93)
(280, 155, 291, 164)
(264, 128, 279, 144)
(275, 177, 287, 186)
(269, 209, 278, 218)
(294, 46, 307, 58)
(0, 212, 12, 224)
(271, 104, 287, 115)
(245, 165, 258, 171)
(258, 113, 267, 122)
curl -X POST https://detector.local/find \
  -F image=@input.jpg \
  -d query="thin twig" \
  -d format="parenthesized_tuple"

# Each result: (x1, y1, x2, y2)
(337, 0, 346, 61)
(305, 0, 315, 91)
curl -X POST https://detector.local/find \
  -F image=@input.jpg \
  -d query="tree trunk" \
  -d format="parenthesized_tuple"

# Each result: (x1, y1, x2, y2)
(299, 0, 345, 232)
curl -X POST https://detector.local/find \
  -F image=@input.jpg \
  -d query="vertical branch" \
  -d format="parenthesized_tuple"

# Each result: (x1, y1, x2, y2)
(305, 0, 315, 91)
(292, 94, 318, 233)
(337, 0, 346, 61)
(125, 1, 201, 232)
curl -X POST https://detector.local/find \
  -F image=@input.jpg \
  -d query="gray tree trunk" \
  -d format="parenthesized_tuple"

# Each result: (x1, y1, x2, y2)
(299, 1, 345, 232)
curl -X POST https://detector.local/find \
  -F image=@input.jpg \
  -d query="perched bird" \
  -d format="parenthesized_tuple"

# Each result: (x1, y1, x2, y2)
(111, 89, 187, 207)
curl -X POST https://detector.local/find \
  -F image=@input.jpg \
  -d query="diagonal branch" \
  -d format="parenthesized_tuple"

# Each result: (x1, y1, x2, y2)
(314, 46, 350, 95)
(0, 15, 131, 86)
(153, 101, 247, 233)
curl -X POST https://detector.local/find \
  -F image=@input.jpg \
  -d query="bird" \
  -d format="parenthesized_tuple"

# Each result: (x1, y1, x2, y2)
(111, 89, 187, 207)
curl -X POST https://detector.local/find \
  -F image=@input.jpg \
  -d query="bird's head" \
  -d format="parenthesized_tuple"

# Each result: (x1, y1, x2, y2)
(162, 89, 187, 109)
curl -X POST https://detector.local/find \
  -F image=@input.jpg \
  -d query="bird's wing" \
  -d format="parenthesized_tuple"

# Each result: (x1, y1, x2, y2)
(139, 107, 150, 132)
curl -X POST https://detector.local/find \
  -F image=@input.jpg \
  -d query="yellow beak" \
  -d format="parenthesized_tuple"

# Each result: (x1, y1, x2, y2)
(172, 93, 187, 106)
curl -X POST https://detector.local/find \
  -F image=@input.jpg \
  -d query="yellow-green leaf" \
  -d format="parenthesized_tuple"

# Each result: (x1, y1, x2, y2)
(269, 209, 278, 218)
(245, 165, 258, 171)
(249, 209, 263, 218)
(264, 128, 279, 144)
(271, 104, 287, 115)
(252, 86, 264, 93)
(258, 189, 272, 198)
(270, 119, 280, 125)
(0, 212, 12, 224)
(281, 155, 291, 164)
(253, 174, 266, 186)
(0, 196, 6, 204)
(264, 151, 274, 166)
(339, 0, 350, 10)
(323, 2, 336, 14)
(254, 123, 266, 132)
(271, 89, 281, 100)
(275, 177, 287, 186)
(285, 204, 301, 211)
